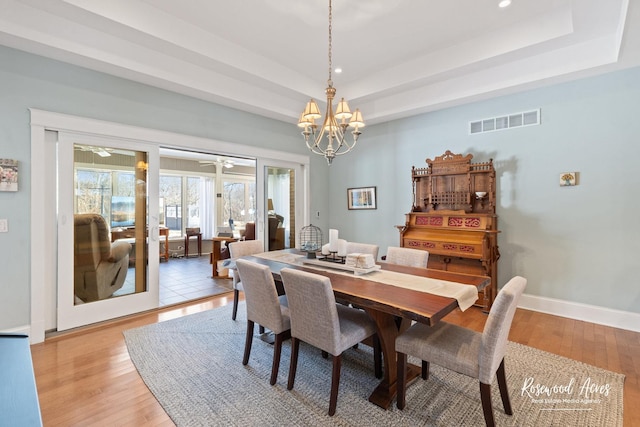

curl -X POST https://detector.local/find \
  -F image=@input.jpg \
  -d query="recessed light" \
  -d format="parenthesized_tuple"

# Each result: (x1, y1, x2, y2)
(334, 67, 342, 74)
(498, 0, 512, 7)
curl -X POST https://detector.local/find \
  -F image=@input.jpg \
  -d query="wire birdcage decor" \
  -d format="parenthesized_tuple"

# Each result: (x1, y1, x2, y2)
(299, 224, 323, 259)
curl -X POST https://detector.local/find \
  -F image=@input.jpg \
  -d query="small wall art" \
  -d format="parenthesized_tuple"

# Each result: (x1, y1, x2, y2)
(559, 172, 577, 187)
(0, 159, 18, 192)
(347, 186, 377, 210)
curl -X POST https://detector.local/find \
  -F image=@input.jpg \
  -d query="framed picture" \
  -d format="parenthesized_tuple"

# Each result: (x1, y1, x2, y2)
(559, 172, 577, 186)
(347, 186, 377, 210)
(0, 159, 18, 192)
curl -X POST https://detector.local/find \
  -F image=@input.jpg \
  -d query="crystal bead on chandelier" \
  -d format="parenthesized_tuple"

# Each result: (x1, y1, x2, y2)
(297, 0, 365, 165)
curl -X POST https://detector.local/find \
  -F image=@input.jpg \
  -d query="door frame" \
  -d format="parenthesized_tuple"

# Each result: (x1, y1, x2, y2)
(29, 109, 310, 343)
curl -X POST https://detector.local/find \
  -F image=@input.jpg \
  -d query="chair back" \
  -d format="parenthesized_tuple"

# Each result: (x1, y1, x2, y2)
(236, 259, 289, 334)
(385, 246, 429, 268)
(229, 240, 264, 258)
(74, 213, 112, 267)
(345, 242, 379, 261)
(280, 268, 341, 355)
(186, 227, 200, 235)
(74, 213, 130, 302)
(479, 276, 527, 383)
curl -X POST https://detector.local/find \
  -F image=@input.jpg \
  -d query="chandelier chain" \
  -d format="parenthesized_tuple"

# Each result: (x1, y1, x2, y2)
(328, 0, 332, 85)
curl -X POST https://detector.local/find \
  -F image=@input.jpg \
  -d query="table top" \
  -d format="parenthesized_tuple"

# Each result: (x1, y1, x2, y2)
(243, 253, 489, 326)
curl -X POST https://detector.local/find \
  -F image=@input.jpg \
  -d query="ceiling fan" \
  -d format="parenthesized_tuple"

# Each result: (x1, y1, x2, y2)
(199, 158, 234, 169)
(74, 144, 113, 157)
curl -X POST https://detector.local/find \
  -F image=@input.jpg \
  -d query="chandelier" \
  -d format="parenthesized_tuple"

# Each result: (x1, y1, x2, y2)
(297, 0, 365, 165)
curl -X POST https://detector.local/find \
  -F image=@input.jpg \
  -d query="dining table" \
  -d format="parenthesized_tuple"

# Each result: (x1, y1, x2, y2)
(240, 250, 490, 409)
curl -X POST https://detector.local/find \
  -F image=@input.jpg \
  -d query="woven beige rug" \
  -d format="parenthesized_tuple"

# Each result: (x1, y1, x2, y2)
(124, 303, 624, 426)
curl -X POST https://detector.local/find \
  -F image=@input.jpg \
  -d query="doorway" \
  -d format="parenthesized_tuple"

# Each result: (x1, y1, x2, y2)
(260, 160, 306, 252)
(30, 109, 310, 341)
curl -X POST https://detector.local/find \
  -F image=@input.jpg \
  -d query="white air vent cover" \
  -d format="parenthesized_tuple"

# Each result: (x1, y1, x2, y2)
(470, 109, 540, 134)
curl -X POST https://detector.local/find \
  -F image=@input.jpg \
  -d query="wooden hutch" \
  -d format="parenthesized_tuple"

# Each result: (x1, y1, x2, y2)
(397, 150, 499, 311)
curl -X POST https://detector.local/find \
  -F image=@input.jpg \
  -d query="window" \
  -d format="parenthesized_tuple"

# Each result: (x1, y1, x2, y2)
(159, 174, 210, 237)
(186, 176, 200, 229)
(75, 168, 136, 227)
(75, 153, 257, 239)
(223, 179, 255, 229)
(75, 169, 112, 216)
(160, 175, 182, 236)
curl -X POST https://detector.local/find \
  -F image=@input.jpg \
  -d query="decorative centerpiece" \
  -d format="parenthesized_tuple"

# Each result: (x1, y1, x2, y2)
(319, 228, 347, 263)
(299, 224, 323, 259)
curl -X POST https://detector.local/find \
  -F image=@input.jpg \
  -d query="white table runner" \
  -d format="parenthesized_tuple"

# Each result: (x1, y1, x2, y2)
(252, 251, 478, 311)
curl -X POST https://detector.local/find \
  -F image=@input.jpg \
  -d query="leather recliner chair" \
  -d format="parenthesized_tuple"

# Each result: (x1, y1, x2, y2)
(74, 213, 131, 302)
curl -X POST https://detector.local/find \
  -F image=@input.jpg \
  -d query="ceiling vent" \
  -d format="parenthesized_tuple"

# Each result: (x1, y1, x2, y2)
(469, 109, 540, 135)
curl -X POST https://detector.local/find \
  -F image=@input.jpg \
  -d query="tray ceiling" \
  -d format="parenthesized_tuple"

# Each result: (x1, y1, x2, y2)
(1, 0, 638, 124)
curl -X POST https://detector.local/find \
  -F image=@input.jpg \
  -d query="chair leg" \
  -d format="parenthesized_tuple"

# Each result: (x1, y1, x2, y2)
(480, 382, 496, 427)
(396, 352, 407, 410)
(373, 334, 382, 379)
(328, 355, 342, 416)
(287, 337, 300, 390)
(421, 360, 430, 380)
(496, 359, 513, 415)
(259, 325, 265, 334)
(232, 289, 240, 320)
(242, 320, 254, 365)
(270, 332, 284, 385)
(321, 350, 329, 359)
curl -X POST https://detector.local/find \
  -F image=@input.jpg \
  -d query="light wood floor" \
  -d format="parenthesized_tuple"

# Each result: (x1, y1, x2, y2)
(31, 294, 639, 426)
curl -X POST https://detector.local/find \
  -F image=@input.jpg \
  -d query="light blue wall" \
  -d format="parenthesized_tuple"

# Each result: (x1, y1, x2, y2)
(2, 44, 639, 330)
(0, 46, 330, 330)
(329, 66, 640, 314)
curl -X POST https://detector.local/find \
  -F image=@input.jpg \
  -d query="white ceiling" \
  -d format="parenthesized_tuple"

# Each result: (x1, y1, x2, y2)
(1, 0, 638, 125)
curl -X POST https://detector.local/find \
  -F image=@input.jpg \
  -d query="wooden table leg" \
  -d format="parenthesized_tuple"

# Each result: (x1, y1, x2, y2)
(211, 240, 222, 277)
(364, 309, 420, 409)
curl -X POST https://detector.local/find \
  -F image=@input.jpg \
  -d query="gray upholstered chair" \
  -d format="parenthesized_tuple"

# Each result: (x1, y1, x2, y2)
(228, 240, 265, 321)
(235, 259, 291, 385)
(74, 213, 131, 302)
(385, 246, 429, 268)
(395, 276, 527, 427)
(345, 242, 379, 261)
(280, 268, 381, 416)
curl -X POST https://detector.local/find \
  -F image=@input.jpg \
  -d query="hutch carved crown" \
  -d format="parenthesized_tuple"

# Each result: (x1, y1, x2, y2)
(397, 150, 499, 311)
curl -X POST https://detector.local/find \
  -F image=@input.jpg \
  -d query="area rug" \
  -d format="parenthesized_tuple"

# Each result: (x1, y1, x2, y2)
(124, 303, 624, 426)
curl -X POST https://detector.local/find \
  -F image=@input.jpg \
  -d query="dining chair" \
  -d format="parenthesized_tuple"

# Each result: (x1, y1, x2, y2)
(345, 242, 379, 261)
(395, 276, 527, 427)
(280, 268, 381, 416)
(385, 246, 429, 268)
(229, 240, 265, 321)
(235, 259, 290, 385)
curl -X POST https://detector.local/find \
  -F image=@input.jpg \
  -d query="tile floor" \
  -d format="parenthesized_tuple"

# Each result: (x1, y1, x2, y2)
(114, 255, 234, 306)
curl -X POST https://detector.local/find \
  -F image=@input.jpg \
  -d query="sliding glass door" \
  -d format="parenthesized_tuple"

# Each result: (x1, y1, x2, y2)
(258, 159, 306, 251)
(57, 133, 160, 331)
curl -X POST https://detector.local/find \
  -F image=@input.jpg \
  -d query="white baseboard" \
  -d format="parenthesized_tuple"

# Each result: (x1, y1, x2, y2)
(519, 293, 640, 333)
(1, 325, 32, 338)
